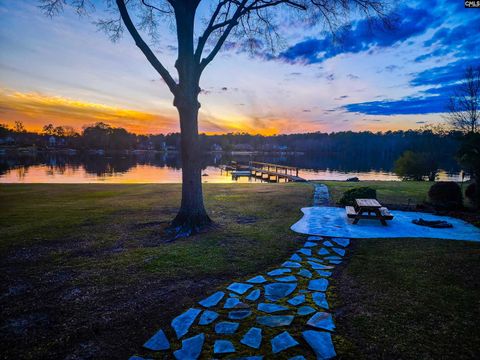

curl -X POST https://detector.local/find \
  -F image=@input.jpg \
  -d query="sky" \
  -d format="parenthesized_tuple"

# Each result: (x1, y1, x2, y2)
(0, 0, 478, 135)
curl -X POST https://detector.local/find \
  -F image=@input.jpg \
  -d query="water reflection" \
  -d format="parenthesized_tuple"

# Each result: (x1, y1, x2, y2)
(0, 151, 464, 183)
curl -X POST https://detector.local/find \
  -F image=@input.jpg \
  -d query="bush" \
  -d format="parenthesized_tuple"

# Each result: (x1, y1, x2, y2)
(428, 181, 463, 210)
(465, 182, 478, 207)
(338, 187, 377, 206)
(394, 150, 438, 181)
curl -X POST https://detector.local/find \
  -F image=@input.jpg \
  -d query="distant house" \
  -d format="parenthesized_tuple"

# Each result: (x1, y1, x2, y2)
(211, 143, 223, 152)
(48, 136, 56, 147)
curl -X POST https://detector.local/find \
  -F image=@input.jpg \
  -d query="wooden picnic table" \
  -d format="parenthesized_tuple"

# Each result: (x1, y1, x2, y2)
(345, 198, 393, 226)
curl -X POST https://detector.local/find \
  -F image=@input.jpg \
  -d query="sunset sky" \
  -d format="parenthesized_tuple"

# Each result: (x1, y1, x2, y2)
(0, 0, 479, 135)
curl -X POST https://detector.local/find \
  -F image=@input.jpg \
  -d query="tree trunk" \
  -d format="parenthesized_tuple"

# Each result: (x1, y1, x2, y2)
(170, 100, 212, 235)
(169, 2, 212, 236)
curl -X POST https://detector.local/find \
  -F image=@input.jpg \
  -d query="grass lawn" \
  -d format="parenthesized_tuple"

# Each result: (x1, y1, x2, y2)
(323, 181, 480, 359)
(331, 238, 480, 359)
(0, 183, 311, 359)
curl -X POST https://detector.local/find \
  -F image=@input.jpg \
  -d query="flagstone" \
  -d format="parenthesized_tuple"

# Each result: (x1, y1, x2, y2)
(307, 312, 335, 331)
(224, 297, 241, 309)
(258, 303, 289, 313)
(198, 291, 224, 308)
(317, 248, 330, 255)
(215, 321, 240, 334)
(229, 309, 252, 320)
(276, 275, 297, 282)
(298, 268, 312, 278)
(302, 330, 336, 359)
(298, 248, 312, 256)
(325, 256, 341, 260)
(240, 327, 262, 349)
(198, 310, 219, 325)
(265, 282, 297, 301)
(316, 270, 332, 277)
(143, 329, 170, 351)
(298, 306, 316, 316)
(332, 238, 350, 247)
(257, 315, 294, 327)
(332, 247, 346, 256)
(323, 241, 334, 247)
(308, 279, 329, 292)
(307, 236, 323, 241)
(271, 331, 299, 353)
(312, 292, 328, 309)
(247, 275, 267, 284)
(303, 241, 317, 247)
(171, 308, 201, 339)
(245, 289, 261, 301)
(227, 282, 253, 295)
(287, 294, 305, 306)
(289, 356, 306, 360)
(290, 253, 302, 261)
(214, 340, 235, 354)
(267, 268, 291, 276)
(282, 261, 301, 268)
(308, 261, 333, 270)
(173, 333, 204, 360)
(329, 260, 342, 264)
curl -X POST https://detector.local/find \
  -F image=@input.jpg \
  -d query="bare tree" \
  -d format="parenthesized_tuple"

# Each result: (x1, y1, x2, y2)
(447, 66, 480, 134)
(39, 0, 389, 236)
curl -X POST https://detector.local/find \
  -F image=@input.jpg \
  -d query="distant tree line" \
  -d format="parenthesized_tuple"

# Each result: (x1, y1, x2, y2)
(0, 121, 462, 157)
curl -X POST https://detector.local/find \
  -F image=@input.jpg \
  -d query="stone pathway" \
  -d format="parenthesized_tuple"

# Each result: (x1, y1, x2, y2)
(131, 184, 349, 359)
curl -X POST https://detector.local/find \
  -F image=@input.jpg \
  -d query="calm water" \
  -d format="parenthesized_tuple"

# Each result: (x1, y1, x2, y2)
(0, 152, 465, 183)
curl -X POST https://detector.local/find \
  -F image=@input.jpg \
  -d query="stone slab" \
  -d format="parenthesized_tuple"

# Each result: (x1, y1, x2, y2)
(267, 268, 291, 276)
(198, 310, 219, 325)
(227, 282, 253, 295)
(258, 303, 289, 313)
(143, 329, 170, 351)
(198, 291, 224, 308)
(307, 312, 335, 331)
(171, 308, 201, 339)
(214, 340, 235, 354)
(241, 327, 262, 349)
(245, 289, 261, 301)
(302, 330, 336, 359)
(298, 306, 316, 316)
(308, 279, 329, 292)
(265, 283, 297, 301)
(257, 315, 294, 327)
(247, 275, 267, 284)
(215, 321, 240, 334)
(271, 331, 299, 353)
(287, 294, 305, 306)
(173, 333, 204, 360)
(312, 292, 329, 309)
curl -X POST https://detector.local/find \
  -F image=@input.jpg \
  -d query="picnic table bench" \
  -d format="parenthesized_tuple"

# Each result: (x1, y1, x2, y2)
(346, 198, 393, 226)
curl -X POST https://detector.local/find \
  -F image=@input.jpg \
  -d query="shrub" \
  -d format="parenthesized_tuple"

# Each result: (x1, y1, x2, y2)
(394, 150, 438, 181)
(338, 187, 377, 206)
(428, 181, 463, 210)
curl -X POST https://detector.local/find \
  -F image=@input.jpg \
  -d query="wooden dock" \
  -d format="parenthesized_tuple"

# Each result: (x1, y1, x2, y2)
(248, 161, 306, 183)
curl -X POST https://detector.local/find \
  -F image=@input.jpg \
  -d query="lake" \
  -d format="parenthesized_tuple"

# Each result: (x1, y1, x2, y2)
(0, 152, 466, 183)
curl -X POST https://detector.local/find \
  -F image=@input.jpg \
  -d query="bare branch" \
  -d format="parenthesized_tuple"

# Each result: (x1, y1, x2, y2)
(115, 0, 178, 95)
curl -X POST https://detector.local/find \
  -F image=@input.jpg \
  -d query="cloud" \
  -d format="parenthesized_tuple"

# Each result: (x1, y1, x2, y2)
(0, 89, 179, 134)
(415, 17, 480, 62)
(277, 5, 438, 64)
(410, 57, 480, 87)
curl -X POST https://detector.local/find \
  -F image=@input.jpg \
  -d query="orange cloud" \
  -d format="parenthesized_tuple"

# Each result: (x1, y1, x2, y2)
(0, 89, 179, 134)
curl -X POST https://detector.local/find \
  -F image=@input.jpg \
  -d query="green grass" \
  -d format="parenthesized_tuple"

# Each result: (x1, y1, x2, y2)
(0, 183, 312, 359)
(332, 238, 480, 359)
(322, 180, 432, 206)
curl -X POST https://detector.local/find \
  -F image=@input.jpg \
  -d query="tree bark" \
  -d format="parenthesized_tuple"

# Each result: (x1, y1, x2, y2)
(169, 1, 212, 235)
(170, 101, 212, 234)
